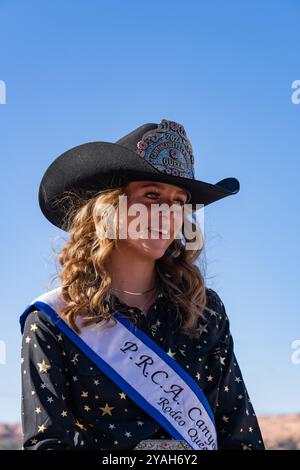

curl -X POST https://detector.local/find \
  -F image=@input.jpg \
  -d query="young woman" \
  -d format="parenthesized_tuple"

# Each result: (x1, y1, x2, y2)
(20, 119, 265, 450)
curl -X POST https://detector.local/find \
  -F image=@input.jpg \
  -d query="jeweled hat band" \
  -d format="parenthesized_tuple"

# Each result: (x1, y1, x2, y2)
(136, 119, 195, 180)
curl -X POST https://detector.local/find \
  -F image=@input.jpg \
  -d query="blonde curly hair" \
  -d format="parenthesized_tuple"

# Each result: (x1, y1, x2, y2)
(50, 184, 208, 338)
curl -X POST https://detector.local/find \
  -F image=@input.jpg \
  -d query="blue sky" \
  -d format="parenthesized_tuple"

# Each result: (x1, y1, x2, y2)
(0, 0, 299, 422)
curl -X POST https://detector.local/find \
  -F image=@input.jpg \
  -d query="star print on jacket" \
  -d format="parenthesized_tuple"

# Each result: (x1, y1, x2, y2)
(20, 286, 265, 450)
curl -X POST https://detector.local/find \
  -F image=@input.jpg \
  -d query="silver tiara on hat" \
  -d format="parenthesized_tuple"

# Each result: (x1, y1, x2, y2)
(136, 119, 195, 180)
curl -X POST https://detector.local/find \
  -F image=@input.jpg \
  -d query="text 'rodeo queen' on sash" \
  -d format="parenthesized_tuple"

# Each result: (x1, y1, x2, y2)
(20, 287, 218, 450)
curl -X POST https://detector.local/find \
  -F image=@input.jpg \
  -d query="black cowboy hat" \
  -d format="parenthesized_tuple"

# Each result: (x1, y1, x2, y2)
(39, 119, 240, 230)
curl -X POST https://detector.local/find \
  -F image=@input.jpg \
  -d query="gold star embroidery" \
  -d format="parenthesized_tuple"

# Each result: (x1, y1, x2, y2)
(38, 424, 46, 433)
(71, 353, 79, 365)
(167, 348, 176, 359)
(224, 385, 230, 392)
(220, 356, 226, 366)
(37, 360, 51, 373)
(249, 426, 253, 432)
(198, 323, 208, 335)
(242, 443, 252, 450)
(30, 438, 38, 444)
(195, 372, 201, 381)
(119, 392, 127, 400)
(25, 336, 31, 343)
(207, 375, 213, 382)
(95, 394, 100, 400)
(75, 420, 87, 431)
(30, 323, 38, 332)
(222, 416, 229, 423)
(99, 403, 115, 416)
(61, 410, 68, 417)
(81, 391, 88, 398)
(35, 407, 41, 414)
(84, 405, 91, 412)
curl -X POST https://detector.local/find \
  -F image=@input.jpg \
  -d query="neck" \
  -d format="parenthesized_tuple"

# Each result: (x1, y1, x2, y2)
(106, 245, 158, 306)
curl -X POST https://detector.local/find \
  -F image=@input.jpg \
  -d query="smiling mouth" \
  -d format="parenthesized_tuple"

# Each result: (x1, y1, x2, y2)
(148, 228, 170, 237)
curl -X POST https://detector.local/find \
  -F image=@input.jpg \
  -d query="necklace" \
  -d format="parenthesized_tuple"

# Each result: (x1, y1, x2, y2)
(111, 284, 160, 316)
(110, 285, 157, 296)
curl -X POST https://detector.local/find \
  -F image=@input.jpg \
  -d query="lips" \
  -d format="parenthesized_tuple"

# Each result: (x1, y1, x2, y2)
(149, 226, 168, 234)
(148, 228, 170, 238)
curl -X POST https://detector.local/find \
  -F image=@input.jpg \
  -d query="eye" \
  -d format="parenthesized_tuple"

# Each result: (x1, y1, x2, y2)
(174, 198, 186, 206)
(145, 192, 185, 205)
(145, 191, 160, 200)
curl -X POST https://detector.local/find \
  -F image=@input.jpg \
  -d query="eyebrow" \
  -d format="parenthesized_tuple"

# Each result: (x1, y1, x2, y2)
(138, 182, 188, 198)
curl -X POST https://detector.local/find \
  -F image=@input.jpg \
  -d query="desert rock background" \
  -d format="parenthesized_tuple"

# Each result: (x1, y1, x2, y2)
(257, 414, 300, 450)
(0, 415, 299, 450)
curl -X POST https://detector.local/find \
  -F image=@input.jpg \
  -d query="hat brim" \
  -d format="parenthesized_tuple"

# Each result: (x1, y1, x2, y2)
(39, 141, 240, 230)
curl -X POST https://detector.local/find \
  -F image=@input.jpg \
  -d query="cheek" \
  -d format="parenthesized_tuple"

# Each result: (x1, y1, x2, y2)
(118, 202, 150, 238)
(170, 209, 184, 237)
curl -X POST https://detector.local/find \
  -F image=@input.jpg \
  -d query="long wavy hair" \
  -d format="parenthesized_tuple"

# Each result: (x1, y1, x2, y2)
(51, 184, 208, 339)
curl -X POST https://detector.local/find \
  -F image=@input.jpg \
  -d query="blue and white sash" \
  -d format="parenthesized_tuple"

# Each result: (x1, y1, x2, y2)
(20, 288, 218, 450)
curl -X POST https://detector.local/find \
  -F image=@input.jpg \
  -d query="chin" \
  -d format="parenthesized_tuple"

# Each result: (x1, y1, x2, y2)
(127, 239, 171, 261)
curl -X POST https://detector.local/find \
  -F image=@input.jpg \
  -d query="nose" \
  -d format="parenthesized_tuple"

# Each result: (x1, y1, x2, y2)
(160, 196, 176, 207)
(149, 205, 181, 236)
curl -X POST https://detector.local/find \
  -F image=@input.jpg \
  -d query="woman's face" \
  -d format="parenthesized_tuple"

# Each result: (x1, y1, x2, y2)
(117, 180, 189, 261)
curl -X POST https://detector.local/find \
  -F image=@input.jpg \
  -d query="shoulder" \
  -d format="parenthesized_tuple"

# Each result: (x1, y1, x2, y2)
(22, 307, 61, 342)
(203, 287, 231, 335)
(205, 287, 226, 316)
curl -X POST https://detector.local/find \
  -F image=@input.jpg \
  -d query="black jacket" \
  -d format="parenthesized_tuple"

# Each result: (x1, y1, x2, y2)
(20, 287, 265, 450)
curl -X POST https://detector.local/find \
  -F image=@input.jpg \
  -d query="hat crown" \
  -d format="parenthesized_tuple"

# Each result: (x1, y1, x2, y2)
(116, 119, 195, 180)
